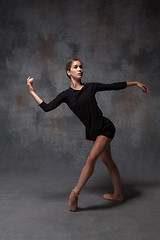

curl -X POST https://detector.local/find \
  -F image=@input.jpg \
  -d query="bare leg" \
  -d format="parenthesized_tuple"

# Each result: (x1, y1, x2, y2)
(94, 141, 124, 202)
(69, 135, 112, 211)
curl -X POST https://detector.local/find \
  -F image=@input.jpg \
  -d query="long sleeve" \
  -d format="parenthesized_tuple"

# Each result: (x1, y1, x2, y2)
(93, 81, 127, 94)
(39, 91, 66, 112)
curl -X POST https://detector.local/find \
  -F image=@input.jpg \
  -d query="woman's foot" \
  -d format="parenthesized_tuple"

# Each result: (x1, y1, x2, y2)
(68, 187, 80, 211)
(103, 193, 124, 203)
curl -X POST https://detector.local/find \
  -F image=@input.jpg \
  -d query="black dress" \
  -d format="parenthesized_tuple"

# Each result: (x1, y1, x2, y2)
(39, 81, 127, 141)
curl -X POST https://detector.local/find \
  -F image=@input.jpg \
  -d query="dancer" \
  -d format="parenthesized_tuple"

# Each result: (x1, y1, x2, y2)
(27, 59, 149, 211)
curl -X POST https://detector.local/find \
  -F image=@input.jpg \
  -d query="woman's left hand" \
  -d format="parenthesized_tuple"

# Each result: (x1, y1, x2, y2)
(137, 82, 149, 94)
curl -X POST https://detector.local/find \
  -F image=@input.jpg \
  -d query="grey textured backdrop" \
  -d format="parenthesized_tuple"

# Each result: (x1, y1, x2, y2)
(0, 0, 159, 179)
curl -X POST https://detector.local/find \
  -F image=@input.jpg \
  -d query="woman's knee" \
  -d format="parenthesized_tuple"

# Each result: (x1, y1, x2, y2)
(89, 136, 111, 166)
(100, 147, 115, 168)
(86, 155, 97, 167)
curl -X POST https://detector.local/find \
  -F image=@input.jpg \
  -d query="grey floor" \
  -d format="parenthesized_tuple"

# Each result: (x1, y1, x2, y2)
(0, 169, 159, 240)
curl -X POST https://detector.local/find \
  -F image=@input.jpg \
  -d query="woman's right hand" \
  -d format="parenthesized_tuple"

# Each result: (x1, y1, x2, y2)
(27, 76, 34, 92)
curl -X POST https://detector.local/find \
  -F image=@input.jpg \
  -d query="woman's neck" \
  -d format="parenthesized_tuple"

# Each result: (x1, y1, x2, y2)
(70, 80, 83, 90)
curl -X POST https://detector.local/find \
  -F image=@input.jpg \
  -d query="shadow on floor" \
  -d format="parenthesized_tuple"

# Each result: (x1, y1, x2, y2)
(31, 173, 160, 211)
(77, 188, 141, 212)
(68, 179, 160, 212)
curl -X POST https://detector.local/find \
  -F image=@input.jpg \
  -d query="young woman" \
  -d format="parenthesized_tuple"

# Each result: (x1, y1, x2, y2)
(27, 58, 149, 212)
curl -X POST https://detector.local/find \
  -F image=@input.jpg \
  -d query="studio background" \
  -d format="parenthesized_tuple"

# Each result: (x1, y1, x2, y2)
(1, 0, 159, 179)
(0, 0, 160, 239)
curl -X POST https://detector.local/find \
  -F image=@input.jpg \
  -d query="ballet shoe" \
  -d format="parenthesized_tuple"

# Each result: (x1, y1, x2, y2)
(103, 193, 124, 203)
(69, 187, 80, 212)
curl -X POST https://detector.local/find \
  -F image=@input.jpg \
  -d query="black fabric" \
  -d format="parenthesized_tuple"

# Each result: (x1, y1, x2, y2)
(39, 81, 127, 141)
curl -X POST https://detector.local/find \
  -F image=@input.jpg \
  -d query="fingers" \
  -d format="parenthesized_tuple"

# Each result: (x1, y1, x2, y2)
(27, 76, 31, 81)
(27, 76, 30, 85)
(27, 76, 34, 85)
(27, 76, 34, 92)
(145, 88, 149, 94)
(142, 85, 149, 94)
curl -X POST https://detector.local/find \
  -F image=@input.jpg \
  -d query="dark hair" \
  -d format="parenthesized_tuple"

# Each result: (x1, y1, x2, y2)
(66, 59, 82, 79)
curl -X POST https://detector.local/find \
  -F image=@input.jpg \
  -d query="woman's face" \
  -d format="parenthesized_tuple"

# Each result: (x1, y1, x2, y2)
(67, 60, 83, 80)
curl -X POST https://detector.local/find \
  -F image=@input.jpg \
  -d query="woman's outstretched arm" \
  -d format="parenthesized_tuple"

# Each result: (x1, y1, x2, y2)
(93, 81, 149, 95)
(126, 81, 149, 94)
(27, 76, 66, 112)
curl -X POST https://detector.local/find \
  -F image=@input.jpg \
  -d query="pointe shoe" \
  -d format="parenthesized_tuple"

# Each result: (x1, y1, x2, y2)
(69, 187, 80, 212)
(103, 193, 124, 203)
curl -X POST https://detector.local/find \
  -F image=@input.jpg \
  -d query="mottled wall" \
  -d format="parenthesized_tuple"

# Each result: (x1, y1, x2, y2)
(0, 0, 159, 179)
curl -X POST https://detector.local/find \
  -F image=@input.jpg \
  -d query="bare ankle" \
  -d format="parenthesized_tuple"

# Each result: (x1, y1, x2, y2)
(74, 186, 80, 195)
(114, 190, 123, 195)
(114, 192, 123, 198)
